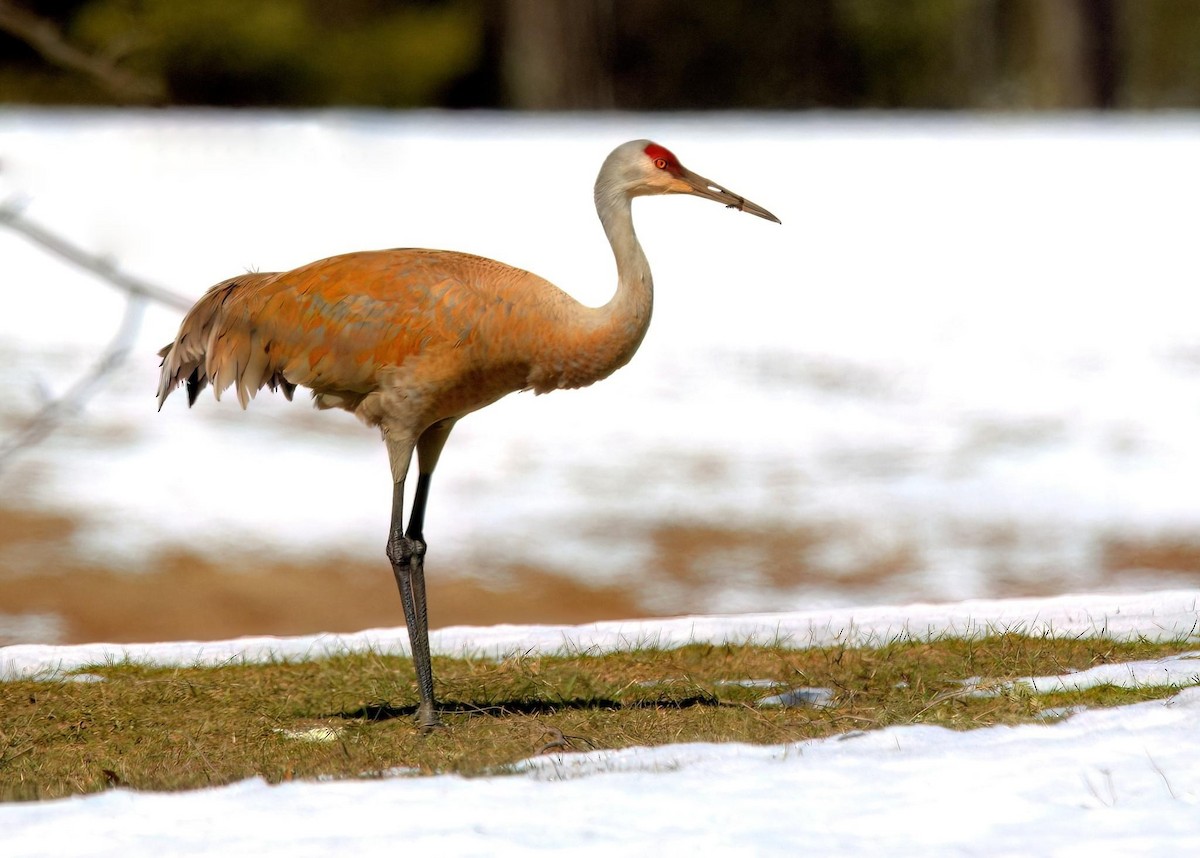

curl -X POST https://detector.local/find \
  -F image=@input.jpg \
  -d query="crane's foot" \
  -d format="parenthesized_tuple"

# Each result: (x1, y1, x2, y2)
(416, 702, 443, 732)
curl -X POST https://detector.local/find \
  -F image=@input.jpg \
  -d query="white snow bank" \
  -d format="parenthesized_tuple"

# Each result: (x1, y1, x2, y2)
(1018, 650, 1200, 693)
(4, 589, 1197, 681)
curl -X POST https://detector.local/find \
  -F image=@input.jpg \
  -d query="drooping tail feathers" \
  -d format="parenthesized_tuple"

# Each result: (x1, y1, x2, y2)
(156, 274, 296, 411)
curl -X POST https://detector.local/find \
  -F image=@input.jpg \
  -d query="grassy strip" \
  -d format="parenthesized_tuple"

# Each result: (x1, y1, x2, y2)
(1, 634, 1196, 801)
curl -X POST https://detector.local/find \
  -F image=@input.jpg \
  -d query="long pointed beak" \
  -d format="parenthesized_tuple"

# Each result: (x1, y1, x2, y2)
(678, 167, 781, 224)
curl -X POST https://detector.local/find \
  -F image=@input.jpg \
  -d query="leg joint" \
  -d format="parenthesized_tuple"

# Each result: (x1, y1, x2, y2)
(386, 532, 426, 566)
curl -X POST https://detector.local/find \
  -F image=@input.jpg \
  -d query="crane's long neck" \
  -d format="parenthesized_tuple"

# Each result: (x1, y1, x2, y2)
(524, 179, 652, 394)
(591, 184, 653, 367)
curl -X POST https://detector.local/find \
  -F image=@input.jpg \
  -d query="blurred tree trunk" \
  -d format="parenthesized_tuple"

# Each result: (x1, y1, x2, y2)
(1014, 0, 1120, 108)
(1082, 0, 1119, 108)
(501, 0, 614, 109)
(954, 0, 1003, 107)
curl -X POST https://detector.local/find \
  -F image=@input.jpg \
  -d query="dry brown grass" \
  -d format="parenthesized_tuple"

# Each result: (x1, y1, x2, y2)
(2, 634, 1195, 801)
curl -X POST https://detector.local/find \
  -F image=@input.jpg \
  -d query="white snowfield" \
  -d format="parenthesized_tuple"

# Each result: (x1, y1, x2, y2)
(3, 590, 1199, 856)
(4, 112, 1200, 623)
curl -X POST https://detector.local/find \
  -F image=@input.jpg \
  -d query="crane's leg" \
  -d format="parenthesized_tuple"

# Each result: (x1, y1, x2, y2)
(384, 420, 457, 730)
(387, 477, 439, 729)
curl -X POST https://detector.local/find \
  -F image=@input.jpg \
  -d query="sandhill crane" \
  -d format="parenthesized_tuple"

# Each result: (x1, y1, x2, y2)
(157, 140, 779, 728)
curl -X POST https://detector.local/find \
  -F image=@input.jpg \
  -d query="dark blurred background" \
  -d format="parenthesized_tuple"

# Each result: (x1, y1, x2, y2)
(1, 0, 1199, 111)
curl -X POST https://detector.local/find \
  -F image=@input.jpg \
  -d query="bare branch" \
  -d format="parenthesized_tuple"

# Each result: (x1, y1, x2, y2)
(0, 292, 146, 475)
(0, 199, 193, 311)
(0, 201, 195, 475)
(0, 0, 164, 105)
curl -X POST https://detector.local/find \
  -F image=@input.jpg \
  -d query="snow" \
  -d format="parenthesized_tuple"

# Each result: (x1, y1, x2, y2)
(3, 111, 1200, 619)
(1017, 650, 1200, 694)
(4, 588, 1198, 681)
(2, 590, 1200, 855)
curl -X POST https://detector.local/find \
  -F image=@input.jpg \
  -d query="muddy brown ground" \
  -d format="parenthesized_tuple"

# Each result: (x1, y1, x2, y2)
(0, 508, 651, 643)
(2, 507, 1198, 645)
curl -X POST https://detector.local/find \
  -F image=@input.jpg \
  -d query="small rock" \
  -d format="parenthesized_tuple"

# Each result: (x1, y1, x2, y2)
(757, 687, 836, 708)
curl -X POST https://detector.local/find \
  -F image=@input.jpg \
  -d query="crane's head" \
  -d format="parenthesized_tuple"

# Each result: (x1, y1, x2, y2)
(597, 139, 781, 224)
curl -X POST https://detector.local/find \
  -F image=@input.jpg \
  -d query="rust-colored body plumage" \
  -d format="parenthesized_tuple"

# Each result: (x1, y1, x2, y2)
(158, 248, 648, 479)
(156, 140, 778, 728)
(162, 249, 638, 422)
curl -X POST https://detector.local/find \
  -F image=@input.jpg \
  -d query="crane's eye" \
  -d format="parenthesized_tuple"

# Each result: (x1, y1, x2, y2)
(654, 158, 667, 170)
